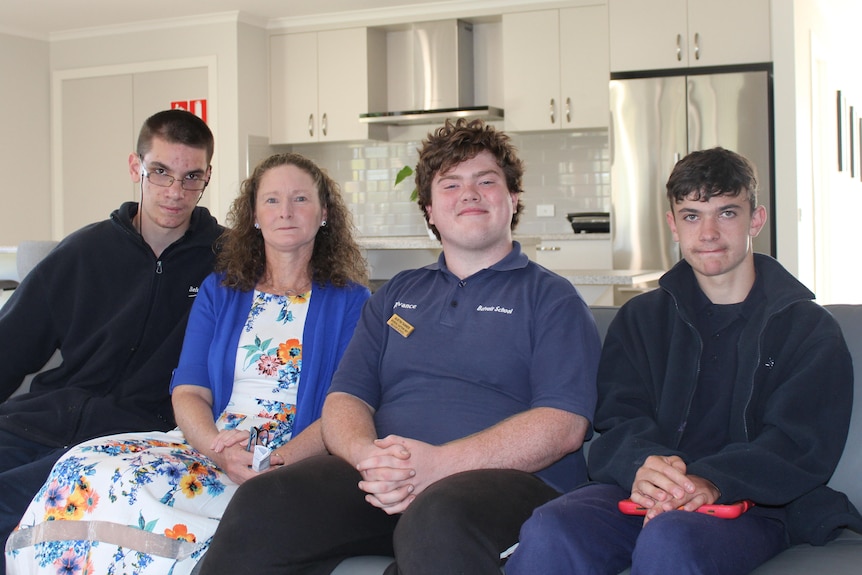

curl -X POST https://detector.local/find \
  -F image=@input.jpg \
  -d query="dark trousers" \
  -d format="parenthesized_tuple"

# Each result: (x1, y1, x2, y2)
(197, 454, 560, 575)
(0, 429, 69, 572)
(506, 483, 789, 575)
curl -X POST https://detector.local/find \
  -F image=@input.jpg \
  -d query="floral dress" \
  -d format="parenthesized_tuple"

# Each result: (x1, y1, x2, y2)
(6, 290, 311, 575)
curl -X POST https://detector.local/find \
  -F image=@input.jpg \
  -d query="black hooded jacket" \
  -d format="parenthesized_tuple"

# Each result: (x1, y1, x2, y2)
(0, 202, 223, 447)
(588, 254, 861, 545)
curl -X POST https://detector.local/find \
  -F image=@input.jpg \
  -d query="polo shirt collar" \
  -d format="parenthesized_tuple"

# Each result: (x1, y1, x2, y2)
(431, 241, 529, 276)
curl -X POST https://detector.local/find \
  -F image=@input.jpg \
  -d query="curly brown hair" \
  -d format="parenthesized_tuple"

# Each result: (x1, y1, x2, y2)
(415, 118, 525, 240)
(216, 152, 367, 291)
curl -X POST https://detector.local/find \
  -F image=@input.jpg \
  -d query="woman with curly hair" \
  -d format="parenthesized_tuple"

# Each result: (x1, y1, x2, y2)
(7, 153, 370, 575)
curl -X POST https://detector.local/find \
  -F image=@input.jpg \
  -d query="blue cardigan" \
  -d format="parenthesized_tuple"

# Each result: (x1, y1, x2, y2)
(170, 272, 370, 436)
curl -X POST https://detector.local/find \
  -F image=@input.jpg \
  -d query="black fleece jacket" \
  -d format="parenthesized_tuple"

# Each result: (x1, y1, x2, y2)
(588, 254, 861, 545)
(0, 202, 223, 447)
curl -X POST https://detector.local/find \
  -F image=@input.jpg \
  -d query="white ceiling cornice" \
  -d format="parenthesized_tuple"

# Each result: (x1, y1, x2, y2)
(266, 0, 585, 33)
(47, 10, 259, 43)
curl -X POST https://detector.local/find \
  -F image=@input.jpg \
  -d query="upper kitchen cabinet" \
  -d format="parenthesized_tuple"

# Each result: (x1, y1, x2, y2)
(609, 0, 771, 71)
(270, 28, 386, 144)
(502, 5, 609, 132)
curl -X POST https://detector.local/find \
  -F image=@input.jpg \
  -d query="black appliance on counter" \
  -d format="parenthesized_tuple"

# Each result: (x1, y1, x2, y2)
(567, 212, 610, 234)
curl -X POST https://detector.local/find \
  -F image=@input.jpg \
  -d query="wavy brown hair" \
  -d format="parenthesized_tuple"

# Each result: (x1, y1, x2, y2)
(216, 152, 367, 291)
(415, 118, 525, 240)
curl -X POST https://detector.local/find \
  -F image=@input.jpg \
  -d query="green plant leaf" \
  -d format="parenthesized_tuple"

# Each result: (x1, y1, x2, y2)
(394, 165, 413, 187)
(395, 165, 419, 203)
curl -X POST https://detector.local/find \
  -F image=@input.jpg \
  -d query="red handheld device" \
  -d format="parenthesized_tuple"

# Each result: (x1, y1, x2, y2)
(618, 498, 754, 519)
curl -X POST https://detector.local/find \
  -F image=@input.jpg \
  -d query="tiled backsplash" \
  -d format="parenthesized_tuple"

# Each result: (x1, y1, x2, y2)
(265, 129, 609, 237)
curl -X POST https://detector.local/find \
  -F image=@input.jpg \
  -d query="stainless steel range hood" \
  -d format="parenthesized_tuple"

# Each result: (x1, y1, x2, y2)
(360, 20, 504, 126)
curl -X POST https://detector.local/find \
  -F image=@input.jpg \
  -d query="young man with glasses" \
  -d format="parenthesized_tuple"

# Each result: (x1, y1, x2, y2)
(0, 109, 223, 569)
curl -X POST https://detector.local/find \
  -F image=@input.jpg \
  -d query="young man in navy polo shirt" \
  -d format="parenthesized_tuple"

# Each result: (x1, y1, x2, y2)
(199, 118, 601, 575)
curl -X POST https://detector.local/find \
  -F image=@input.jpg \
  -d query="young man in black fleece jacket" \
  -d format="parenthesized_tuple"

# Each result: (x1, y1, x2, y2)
(0, 109, 223, 567)
(508, 147, 861, 575)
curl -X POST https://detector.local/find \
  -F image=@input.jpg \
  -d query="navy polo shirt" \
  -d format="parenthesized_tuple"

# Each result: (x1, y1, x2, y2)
(681, 277, 765, 459)
(329, 242, 601, 492)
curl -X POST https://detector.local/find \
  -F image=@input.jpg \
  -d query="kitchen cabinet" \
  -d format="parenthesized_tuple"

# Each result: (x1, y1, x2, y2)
(534, 237, 612, 270)
(502, 5, 609, 132)
(270, 27, 386, 144)
(609, 0, 771, 71)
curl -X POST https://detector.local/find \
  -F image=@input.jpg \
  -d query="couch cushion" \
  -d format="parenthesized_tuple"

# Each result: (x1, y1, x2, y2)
(750, 530, 862, 575)
(824, 305, 862, 510)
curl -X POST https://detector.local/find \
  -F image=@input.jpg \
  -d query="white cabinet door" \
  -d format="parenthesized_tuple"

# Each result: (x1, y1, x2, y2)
(686, 0, 771, 67)
(271, 33, 318, 144)
(560, 5, 609, 129)
(503, 7, 609, 132)
(534, 238, 613, 270)
(609, 0, 687, 72)
(318, 28, 375, 142)
(271, 28, 385, 144)
(502, 10, 561, 132)
(609, 0, 770, 71)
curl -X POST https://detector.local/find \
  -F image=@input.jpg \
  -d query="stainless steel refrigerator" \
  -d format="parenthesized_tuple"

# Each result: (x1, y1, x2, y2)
(609, 65, 774, 272)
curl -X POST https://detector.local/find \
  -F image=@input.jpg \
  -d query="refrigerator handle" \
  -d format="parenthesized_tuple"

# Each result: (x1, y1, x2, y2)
(673, 152, 681, 166)
(693, 33, 700, 60)
(549, 98, 556, 125)
(676, 34, 683, 61)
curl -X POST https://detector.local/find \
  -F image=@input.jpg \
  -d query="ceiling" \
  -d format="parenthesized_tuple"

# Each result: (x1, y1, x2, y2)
(0, 0, 444, 39)
(2, 0, 859, 45)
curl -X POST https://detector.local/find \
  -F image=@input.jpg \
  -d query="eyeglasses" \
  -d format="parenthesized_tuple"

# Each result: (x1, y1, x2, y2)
(140, 165, 209, 192)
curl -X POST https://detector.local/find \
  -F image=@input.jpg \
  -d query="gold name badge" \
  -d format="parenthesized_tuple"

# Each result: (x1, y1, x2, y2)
(387, 313, 415, 338)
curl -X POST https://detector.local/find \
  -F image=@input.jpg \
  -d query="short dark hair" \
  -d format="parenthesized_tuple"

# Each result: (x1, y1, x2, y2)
(216, 152, 367, 291)
(136, 109, 214, 163)
(666, 147, 758, 212)
(415, 118, 525, 239)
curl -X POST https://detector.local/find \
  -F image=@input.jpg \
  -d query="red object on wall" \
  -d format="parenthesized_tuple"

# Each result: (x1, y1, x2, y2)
(170, 99, 207, 124)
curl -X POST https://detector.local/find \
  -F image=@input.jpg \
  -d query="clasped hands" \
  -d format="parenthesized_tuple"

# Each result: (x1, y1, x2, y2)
(355, 435, 445, 515)
(629, 455, 720, 525)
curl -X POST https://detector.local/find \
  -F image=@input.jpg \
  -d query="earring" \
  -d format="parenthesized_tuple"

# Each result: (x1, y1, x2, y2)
(254, 222, 260, 229)
(321, 220, 327, 227)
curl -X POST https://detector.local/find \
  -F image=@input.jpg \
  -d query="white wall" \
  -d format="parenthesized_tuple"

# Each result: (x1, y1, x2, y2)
(771, 0, 862, 303)
(0, 33, 51, 245)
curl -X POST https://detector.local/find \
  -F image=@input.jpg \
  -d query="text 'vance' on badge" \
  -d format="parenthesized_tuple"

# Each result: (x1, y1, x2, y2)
(387, 313, 415, 338)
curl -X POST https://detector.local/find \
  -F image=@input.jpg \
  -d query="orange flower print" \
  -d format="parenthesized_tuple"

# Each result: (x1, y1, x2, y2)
(70, 483, 99, 513)
(44, 506, 64, 522)
(278, 339, 302, 365)
(61, 495, 85, 520)
(164, 523, 197, 543)
(180, 474, 203, 498)
(288, 292, 309, 305)
(187, 461, 209, 476)
(257, 354, 280, 376)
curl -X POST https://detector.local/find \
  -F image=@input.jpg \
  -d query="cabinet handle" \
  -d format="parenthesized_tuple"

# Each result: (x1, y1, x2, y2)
(550, 98, 556, 125)
(322, 112, 328, 137)
(308, 114, 314, 137)
(565, 97, 572, 124)
(693, 32, 700, 60)
(676, 34, 682, 61)
(537, 245, 562, 252)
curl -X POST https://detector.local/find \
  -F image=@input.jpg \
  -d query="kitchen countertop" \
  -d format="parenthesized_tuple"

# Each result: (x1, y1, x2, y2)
(557, 269, 664, 285)
(537, 233, 611, 241)
(357, 234, 603, 249)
